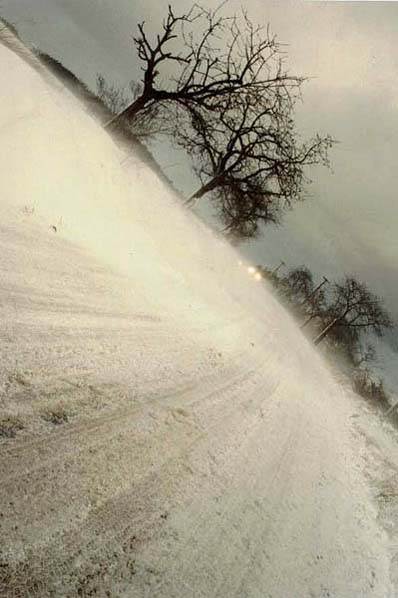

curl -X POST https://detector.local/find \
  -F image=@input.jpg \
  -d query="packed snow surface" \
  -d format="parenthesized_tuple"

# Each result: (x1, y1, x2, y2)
(0, 28, 394, 597)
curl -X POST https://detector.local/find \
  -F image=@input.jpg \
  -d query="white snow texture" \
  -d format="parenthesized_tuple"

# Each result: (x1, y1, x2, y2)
(0, 25, 394, 598)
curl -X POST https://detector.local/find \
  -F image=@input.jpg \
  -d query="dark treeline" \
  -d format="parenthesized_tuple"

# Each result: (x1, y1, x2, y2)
(258, 264, 394, 408)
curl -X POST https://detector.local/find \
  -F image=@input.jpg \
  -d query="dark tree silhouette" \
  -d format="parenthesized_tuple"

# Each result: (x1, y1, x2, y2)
(279, 266, 314, 302)
(181, 92, 332, 208)
(273, 266, 327, 325)
(314, 276, 392, 345)
(171, 52, 332, 233)
(105, 3, 332, 236)
(105, 4, 307, 128)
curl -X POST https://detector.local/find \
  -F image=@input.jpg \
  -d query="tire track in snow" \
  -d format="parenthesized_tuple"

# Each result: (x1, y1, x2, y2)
(0, 351, 275, 595)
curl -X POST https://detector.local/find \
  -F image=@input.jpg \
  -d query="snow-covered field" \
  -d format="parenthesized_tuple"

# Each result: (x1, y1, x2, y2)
(0, 26, 397, 597)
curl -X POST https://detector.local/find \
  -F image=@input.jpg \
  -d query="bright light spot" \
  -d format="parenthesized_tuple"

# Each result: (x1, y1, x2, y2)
(254, 272, 262, 281)
(238, 260, 243, 266)
(247, 266, 256, 275)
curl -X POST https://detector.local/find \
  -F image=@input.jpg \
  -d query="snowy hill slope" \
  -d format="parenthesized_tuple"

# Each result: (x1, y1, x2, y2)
(0, 27, 394, 597)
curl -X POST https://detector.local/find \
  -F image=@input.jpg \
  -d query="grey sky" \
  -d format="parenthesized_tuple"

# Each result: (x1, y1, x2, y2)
(2, 0, 398, 321)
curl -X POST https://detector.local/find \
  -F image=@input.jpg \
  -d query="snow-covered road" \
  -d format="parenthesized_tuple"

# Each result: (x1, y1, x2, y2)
(0, 27, 394, 597)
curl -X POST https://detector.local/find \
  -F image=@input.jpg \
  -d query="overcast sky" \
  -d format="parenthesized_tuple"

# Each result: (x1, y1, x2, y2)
(3, 0, 398, 322)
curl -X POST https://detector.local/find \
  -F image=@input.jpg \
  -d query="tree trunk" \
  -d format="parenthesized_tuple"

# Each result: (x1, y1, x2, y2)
(185, 175, 224, 206)
(313, 317, 340, 346)
(104, 94, 150, 129)
(104, 85, 179, 129)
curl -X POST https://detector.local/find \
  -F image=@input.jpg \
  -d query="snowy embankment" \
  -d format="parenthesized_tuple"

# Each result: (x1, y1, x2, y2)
(0, 26, 394, 597)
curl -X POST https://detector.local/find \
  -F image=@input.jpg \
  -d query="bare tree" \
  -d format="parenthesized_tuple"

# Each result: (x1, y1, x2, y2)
(180, 89, 332, 206)
(105, 3, 332, 235)
(173, 91, 332, 238)
(106, 4, 311, 127)
(273, 266, 327, 326)
(168, 52, 332, 236)
(314, 276, 392, 346)
(279, 266, 314, 302)
(96, 75, 129, 115)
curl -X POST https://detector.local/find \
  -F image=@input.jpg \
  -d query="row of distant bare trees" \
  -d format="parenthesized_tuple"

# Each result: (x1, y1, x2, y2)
(261, 264, 395, 406)
(96, 4, 333, 241)
(259, 265, 392, 354)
